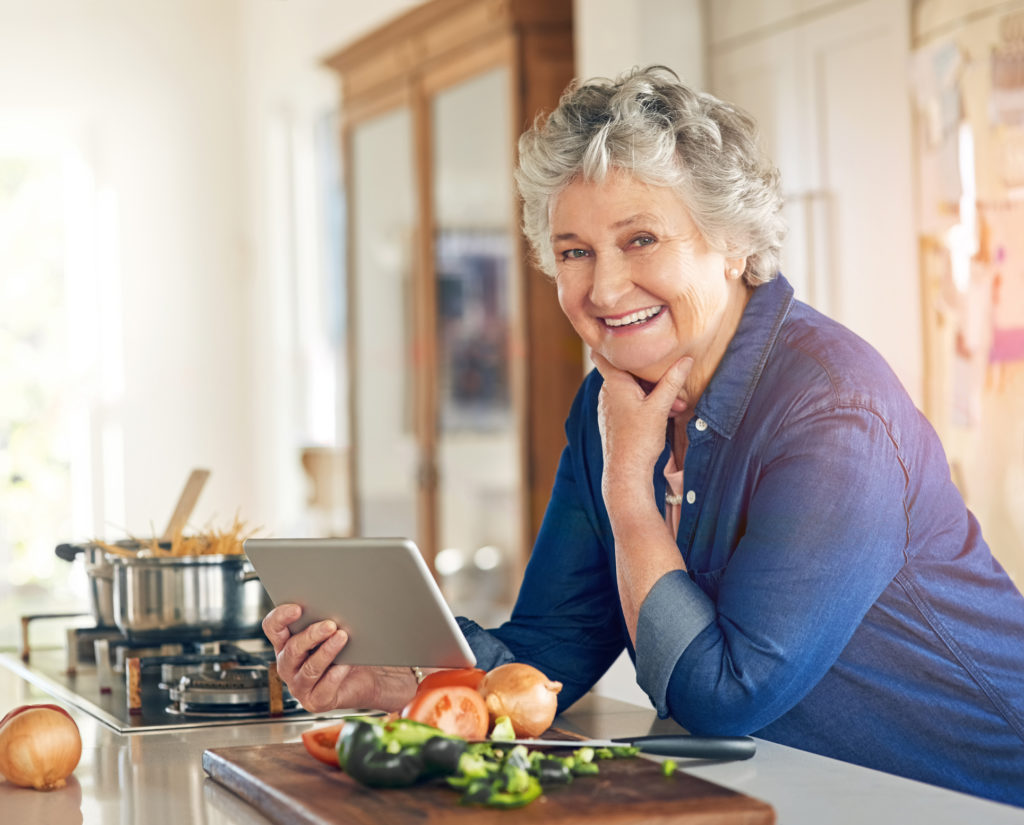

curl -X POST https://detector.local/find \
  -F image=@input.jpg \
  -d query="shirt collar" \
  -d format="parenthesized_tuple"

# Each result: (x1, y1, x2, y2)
(694, 274, 794, 439)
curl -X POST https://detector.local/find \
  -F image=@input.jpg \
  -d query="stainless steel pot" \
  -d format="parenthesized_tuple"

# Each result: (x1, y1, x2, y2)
(55, 542, 119, 628)
(110, 553, 272, 642)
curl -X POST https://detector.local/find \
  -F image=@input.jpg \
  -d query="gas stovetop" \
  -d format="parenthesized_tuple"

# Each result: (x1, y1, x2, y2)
(1, 616, 366, 734)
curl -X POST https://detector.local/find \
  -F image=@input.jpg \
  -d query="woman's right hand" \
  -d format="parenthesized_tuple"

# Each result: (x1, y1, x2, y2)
(261, 603, 416, 714)
(591, 352, 693, 498)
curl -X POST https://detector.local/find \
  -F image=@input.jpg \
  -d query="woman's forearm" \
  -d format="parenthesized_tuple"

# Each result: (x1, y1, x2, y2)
(604, 478, 686, 642)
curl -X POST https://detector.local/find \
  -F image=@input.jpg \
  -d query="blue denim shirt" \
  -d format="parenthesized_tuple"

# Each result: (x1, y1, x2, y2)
(458, 275, 1024, 806)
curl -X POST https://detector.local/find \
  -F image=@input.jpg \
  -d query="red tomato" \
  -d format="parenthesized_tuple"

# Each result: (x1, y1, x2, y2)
(300, 722, 346, 767)
(416, 667, 485, 694)
(402, 685, 489, 739)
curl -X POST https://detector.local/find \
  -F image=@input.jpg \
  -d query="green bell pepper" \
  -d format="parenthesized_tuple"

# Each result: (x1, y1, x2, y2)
(336, 717, 466, 788)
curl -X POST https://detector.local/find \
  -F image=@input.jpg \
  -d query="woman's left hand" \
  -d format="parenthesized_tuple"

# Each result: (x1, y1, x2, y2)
(591, 353, 693, 496)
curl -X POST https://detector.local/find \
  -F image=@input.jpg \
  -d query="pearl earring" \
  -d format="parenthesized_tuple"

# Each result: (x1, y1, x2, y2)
(729, 267, 739, 277)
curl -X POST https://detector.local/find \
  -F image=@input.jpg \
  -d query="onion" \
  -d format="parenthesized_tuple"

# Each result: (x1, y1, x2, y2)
(478, 663, 563, 738)
(0, 705, 82, 790)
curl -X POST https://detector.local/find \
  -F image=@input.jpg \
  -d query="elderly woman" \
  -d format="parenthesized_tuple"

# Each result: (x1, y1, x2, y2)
(263, 67, 1024, 807)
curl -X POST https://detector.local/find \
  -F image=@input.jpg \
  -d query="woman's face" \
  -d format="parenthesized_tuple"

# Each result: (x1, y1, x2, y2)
(549, 170, 747, 387)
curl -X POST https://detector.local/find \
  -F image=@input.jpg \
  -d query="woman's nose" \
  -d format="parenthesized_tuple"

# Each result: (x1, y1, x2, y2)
(588, 253, 632, 309)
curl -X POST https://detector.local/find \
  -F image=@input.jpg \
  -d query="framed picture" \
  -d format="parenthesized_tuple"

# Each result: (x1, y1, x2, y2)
(435, 229, 514, 432)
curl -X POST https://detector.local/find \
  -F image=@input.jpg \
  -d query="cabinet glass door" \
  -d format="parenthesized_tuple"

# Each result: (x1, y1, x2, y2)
(349, 107, 419, 542)
(431, 68, 521, 624)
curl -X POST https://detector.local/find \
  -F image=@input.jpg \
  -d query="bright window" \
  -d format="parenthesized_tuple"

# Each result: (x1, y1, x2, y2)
(0, 120, 112, 644)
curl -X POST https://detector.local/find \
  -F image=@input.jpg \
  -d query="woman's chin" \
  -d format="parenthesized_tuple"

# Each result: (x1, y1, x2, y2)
(594, 342, 682, 386)
(623, 360, 677, 387)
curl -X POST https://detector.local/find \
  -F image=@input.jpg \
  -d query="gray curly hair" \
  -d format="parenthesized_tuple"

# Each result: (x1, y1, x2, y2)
(515, 66, 786, 285)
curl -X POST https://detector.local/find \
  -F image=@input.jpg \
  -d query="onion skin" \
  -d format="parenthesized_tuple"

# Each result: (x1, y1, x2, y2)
(478, 663, 563, 738)
(0, 703, 74, 728)
(0, 706, 82, 790)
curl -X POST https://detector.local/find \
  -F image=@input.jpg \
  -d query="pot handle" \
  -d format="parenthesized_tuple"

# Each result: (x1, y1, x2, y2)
(91, 565, 115, 582)
(238, 568, 262, 585)
(55, 543, 86, 562)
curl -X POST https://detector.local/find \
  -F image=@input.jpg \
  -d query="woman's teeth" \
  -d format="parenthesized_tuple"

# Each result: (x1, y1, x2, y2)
(604, 306, 664, 328)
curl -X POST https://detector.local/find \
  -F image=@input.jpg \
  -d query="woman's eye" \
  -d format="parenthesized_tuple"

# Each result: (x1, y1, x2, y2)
(560, 248, 589, 261)
(630, 235, 656, 248)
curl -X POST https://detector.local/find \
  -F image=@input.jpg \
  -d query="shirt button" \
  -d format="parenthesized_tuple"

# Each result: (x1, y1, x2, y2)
(686, 490, 696, 505)
(694, 418, 708, 432)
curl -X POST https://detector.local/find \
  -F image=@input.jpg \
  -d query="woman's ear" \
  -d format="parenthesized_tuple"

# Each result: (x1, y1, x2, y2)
(726, 258, 748, 279)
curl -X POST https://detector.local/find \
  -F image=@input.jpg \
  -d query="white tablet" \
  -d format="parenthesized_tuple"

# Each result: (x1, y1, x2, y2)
(244, 537, 476, 668)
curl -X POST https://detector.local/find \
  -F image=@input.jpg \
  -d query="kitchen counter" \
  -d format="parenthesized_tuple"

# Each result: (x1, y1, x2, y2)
(1, 651, 1022, 825)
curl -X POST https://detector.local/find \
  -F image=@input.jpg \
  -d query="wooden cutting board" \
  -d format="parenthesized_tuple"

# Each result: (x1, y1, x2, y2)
(203, 742, 775, 824)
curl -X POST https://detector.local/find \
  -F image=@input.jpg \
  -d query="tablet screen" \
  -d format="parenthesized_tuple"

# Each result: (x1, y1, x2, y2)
(245, 537, 476, 668)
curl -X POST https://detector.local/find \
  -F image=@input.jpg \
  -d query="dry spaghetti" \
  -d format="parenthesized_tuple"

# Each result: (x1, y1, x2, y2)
(94, 514, 259, 558)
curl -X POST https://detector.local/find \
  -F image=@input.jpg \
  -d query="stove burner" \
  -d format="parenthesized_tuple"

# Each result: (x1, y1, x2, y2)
(165, 700, 301, 718)
(14, 612, 340, 731)
(165, 700, 301, 720)
(167, 664, 299, 717)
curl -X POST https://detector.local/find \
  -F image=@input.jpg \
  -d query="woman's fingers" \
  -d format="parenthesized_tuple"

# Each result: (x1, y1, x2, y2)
(278, 620, 334, 676)
(296, 627, 348, 684)
(260, 604, 396, 713)
(648, 356, 694, 414)
(279, 622, 351, 709)
(591, 352, 693, 412)
(303, 661, 358, 714)
(262, 603, 302, 653)
(591, 354, 695, 484)
(590, 351, 639, 391)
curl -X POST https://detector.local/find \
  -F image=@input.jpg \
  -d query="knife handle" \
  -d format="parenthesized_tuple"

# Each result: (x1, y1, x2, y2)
(613, 735, 757, 761)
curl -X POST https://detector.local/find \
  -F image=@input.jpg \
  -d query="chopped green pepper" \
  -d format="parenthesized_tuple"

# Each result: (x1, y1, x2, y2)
(457, 746, 543, 809)
(532, 757, 573, 784)
(421, 735, 468, 777)
(662, 759, 678, 777)
(564, 745, 600, 776)
(333, 715, 643, 809)
(378, 717, 451, 749)
(504, 745, 531, 772)
(485, 775, 543, 808)
(489, 715, 515, 741)
(337, 720, 426, 788)
(446, 750, 500, 789)
(336, 717, 465, 788)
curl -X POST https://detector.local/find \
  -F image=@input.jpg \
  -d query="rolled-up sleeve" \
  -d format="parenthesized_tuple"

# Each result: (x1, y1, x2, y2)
(635, 570, 715, 717)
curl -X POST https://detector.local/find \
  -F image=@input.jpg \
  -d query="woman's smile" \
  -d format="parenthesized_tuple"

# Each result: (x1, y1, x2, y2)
(602, 305, 666, 329)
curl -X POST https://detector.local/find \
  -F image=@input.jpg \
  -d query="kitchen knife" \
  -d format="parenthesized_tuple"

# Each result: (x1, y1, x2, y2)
(478, 734, 756, 761)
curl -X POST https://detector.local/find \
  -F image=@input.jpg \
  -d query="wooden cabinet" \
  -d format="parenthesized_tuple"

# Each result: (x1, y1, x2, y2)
(323, 0, 578, 607)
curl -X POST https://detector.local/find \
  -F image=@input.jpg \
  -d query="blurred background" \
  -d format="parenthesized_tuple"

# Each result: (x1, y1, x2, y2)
(2, 0, 1022, 703)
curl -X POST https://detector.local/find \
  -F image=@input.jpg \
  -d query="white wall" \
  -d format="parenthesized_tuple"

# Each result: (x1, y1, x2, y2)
(0, 0, 420, 547)
(0, 0, 251, 537)
(575, 0, 705, 87)
(708, 0, 922, 406)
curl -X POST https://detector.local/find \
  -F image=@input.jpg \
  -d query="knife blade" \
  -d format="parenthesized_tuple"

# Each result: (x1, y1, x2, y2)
(476, 734, 756, 761)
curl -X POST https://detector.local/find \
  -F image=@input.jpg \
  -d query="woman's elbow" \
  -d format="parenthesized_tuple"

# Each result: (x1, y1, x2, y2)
(667, 691, 777, 736)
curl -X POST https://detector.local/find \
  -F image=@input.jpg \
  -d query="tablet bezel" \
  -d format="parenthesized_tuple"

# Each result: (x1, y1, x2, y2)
(244, 537, 476, 668)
